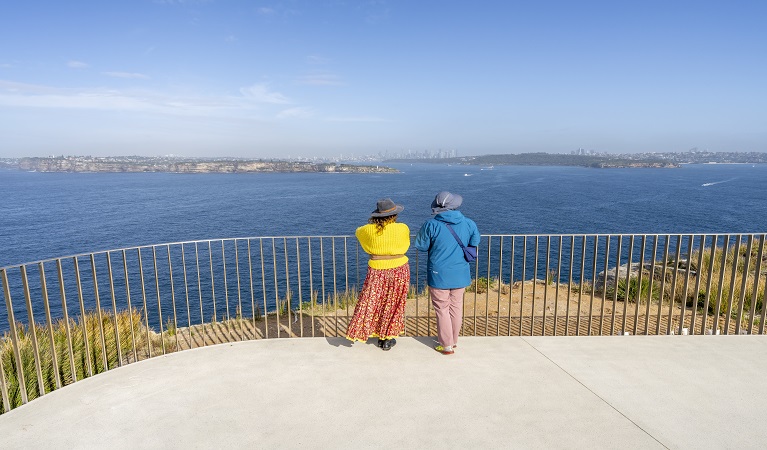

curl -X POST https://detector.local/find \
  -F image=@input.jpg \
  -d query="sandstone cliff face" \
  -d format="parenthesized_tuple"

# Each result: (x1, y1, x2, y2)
(18, 157, 398, 174)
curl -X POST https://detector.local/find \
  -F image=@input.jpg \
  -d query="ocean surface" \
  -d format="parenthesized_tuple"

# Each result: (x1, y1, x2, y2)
(2, 163, 766, 268)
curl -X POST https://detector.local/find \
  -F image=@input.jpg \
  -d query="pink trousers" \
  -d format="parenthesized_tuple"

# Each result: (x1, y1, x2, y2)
(429, 287, 465, 347)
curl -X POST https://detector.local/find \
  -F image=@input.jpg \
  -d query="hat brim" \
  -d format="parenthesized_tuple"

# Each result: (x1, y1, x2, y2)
(371, 204, 404, 217)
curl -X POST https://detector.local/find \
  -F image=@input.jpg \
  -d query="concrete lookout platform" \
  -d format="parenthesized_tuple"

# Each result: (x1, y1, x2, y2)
(1, 335, 766, 449)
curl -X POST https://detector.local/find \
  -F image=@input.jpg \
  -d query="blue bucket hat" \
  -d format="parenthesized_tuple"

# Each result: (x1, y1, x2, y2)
(431, 191, 463, 214)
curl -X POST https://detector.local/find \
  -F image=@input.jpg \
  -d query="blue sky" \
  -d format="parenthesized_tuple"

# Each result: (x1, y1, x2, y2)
(1, 0, 765, 158)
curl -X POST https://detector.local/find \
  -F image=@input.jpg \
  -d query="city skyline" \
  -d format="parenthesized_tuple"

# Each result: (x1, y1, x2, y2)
(1, 1, 765, 158)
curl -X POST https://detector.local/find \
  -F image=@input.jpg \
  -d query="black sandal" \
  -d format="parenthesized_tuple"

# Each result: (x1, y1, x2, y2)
(381, 338, 397, 351)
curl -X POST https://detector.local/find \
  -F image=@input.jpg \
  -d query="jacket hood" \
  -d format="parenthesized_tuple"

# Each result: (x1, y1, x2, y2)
(433, 210, 465, 225)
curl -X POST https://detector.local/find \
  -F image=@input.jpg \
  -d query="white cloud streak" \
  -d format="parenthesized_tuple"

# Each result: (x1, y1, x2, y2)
(276, 107, 313, 119)
(296, 72, 343, 86)
(67, 60, 89, 69)
(239, 84, 290, 104)
(102, 71, 151, 79)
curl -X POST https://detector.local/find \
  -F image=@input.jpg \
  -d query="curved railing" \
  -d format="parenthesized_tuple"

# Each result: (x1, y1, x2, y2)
(2, 232, 766, 413)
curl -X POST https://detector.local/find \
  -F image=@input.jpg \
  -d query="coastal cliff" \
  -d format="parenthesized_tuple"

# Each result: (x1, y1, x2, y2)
(17, 156, 398, 174)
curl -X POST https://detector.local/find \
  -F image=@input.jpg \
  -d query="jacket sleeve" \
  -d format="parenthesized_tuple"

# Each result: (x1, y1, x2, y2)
(467, 219, 481, 247)
(414, 222, 432, 252)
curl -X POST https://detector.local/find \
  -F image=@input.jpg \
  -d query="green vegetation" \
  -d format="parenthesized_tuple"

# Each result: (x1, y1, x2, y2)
(1, 309, 172, 413)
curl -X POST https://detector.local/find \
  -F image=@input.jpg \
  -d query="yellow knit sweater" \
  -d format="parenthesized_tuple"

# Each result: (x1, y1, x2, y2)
(355, 222, 410, 270)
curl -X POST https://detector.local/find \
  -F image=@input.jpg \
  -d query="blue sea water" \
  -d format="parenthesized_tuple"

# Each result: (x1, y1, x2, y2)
(1, 163, 766, 268)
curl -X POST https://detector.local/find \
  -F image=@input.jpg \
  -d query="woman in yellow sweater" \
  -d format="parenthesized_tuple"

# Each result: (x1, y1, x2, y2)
(346, 198, 410, 350)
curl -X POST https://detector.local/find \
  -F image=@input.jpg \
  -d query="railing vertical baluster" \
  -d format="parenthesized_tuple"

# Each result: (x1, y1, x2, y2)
(749, 235, 765, 335)
(260, 238, 268, 339)
(599, 235, 610, 336)
(152, 246, 166, 355)
(689, 236, 706, 335)
(73, 257, 93, 375)
(296, 238, 304, 338)
(320, 238, 326, 338)
(485, 236, 491, 336)
(56, 260, 76, 382)
(497, 236, 503, 336)
(634, 235, 646, 335)
(542, 236, 550, 336)
(645, 237, 658, 335)
(105, 253, 122, 367)
(724, 235, 743, 334)
(180, 244, 192, 348)
(531, 236, 538, 336)
(712, 235, 731, 334)
(208, 241, 217, 325)
(247, 239, 257, 339)
(565, 236, 575, 336)
(89, 255, 108, 370)
(234, 240, 244, 340)
(588, 236, 598, 336)
(519, 236, 526, 336)
(137, 249, 151, 358)
(330, 238, 338, 337)
(735, 235, 753, 334)
(194, 243, 208, 346)
(506, 236, 515, 336)
(621, 236, 634, 335)
(122, 250, 138, 361)
(20, 266, 45, 396)
(756, 235, 767, 335)
(678, 235, 694, 335)
(609, 236, 622, 335)
(283, 237, 291, 336)
(221, 241, 232, 342)
(39, 262, 61, 389)
(272, 238, 280, 338)
(1, 269, 27, 404)
(344, 237, 349, 327)
(308, 237, 316, 338)
(0, 335, 9, 411)
(577, 236, 586, 336)
(554, 236, 562, 336)
(167, 245, 180, 350)
(413, 241, 419, 337)
(667, 236, 682, 335)
(655, 236, 670, 335)
(700, 236, 718, 335)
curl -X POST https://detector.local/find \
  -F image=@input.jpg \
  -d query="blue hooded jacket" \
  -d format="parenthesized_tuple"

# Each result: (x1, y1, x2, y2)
(414, 210, 480, 289)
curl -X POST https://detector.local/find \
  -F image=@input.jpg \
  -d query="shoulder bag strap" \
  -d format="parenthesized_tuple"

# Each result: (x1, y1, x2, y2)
(444, 223, 467, 250)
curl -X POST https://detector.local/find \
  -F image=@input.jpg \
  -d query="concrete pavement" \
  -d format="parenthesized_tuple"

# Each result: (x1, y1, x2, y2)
(1, 335, 766, 449)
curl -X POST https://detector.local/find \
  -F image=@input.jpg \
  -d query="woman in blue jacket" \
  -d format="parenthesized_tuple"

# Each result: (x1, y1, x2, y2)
(415, 191, 480, 355)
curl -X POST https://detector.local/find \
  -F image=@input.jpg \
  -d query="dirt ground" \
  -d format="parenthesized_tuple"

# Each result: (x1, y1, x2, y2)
(165, 279, 747, 351)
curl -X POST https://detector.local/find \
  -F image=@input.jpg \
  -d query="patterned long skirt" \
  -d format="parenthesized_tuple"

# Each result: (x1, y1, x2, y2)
(345, 263, 410, 342)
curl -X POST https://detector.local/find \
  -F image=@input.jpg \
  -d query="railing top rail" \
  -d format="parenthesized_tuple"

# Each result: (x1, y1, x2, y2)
(2, 231, 765, 271)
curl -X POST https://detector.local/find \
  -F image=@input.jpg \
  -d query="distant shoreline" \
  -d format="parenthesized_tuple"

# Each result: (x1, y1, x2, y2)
(9, 156, 399, 174)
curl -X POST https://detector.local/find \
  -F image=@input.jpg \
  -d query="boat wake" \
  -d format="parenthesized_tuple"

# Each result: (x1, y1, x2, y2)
(702, 178, 737, 187)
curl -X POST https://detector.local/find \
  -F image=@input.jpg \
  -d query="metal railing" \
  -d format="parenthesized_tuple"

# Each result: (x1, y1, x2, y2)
(1, 233, 765, 412)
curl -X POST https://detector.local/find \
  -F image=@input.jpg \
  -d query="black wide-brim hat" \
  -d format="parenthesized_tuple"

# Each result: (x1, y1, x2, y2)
(371, 198, 404, 217)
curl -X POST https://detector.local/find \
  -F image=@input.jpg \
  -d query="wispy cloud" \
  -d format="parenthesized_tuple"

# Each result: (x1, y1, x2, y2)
(325, 116, 389, 123)
(102, 71, 150, 79)
(240, 84, 290, 104)
(257, 7, 275, 15)
(306, 55, 330, 65)
(276, 107, 313, 119)
(225, 34, 237, 42)
(0, 63, 13, 69)
(67, 60, 89, 69)
(296, 72, 343, 86)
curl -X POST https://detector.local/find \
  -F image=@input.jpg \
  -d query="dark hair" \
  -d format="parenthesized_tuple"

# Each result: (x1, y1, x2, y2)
(369, 214, 397, 234)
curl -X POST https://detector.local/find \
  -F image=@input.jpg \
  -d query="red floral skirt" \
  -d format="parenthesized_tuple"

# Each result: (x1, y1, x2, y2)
(345, 263, 410, 342)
